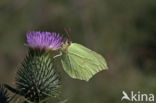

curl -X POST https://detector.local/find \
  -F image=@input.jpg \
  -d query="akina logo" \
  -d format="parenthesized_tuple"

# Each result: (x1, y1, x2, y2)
(121, 91, 154, 102)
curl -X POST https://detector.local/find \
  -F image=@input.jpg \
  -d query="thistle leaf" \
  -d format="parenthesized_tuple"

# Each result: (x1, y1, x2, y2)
(0, 84, 10, 103)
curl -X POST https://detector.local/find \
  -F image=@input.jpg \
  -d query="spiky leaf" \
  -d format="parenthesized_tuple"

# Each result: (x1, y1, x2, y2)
(0, 84, 10, 103)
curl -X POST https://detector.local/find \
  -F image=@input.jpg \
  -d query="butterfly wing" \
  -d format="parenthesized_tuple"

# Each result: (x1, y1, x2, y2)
(61, 43, 108, 81)
(72, 43, 108, 71)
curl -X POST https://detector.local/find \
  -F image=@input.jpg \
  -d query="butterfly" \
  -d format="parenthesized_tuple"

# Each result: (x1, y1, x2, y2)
(60, 38, 108, 81)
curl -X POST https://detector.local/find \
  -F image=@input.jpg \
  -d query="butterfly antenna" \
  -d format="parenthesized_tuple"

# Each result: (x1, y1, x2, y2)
(64, 28, 71, 43)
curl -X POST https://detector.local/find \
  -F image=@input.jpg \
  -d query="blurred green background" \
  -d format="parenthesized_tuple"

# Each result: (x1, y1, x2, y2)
(0, 0, 156, 103)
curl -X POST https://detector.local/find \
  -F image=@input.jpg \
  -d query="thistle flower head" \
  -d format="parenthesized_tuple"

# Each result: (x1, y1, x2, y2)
(26, 31, 64, 50)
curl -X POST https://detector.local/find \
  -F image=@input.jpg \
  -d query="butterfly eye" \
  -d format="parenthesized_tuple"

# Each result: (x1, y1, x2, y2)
(67, 39, 72, 45)
(69, 41, 72, 45)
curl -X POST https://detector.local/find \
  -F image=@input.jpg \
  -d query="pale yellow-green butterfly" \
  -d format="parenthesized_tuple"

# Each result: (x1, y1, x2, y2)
(60, 29, 108, 81)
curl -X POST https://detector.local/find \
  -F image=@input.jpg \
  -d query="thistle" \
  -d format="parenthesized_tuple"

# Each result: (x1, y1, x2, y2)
(15, 31, 64, 102)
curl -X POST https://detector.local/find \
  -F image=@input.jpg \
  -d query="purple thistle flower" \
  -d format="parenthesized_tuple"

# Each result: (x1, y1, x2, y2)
(26, 31, 64, 50)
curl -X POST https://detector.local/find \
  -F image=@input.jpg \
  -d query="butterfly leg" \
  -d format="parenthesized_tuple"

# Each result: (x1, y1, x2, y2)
(53, 51, 62, 59)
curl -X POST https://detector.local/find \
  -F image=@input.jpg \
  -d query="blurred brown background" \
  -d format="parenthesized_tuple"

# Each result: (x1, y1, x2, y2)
(0, 0, 156, 103)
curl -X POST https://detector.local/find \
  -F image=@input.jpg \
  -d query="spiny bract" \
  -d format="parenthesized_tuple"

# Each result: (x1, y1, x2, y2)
(16, 49, 61, 102)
